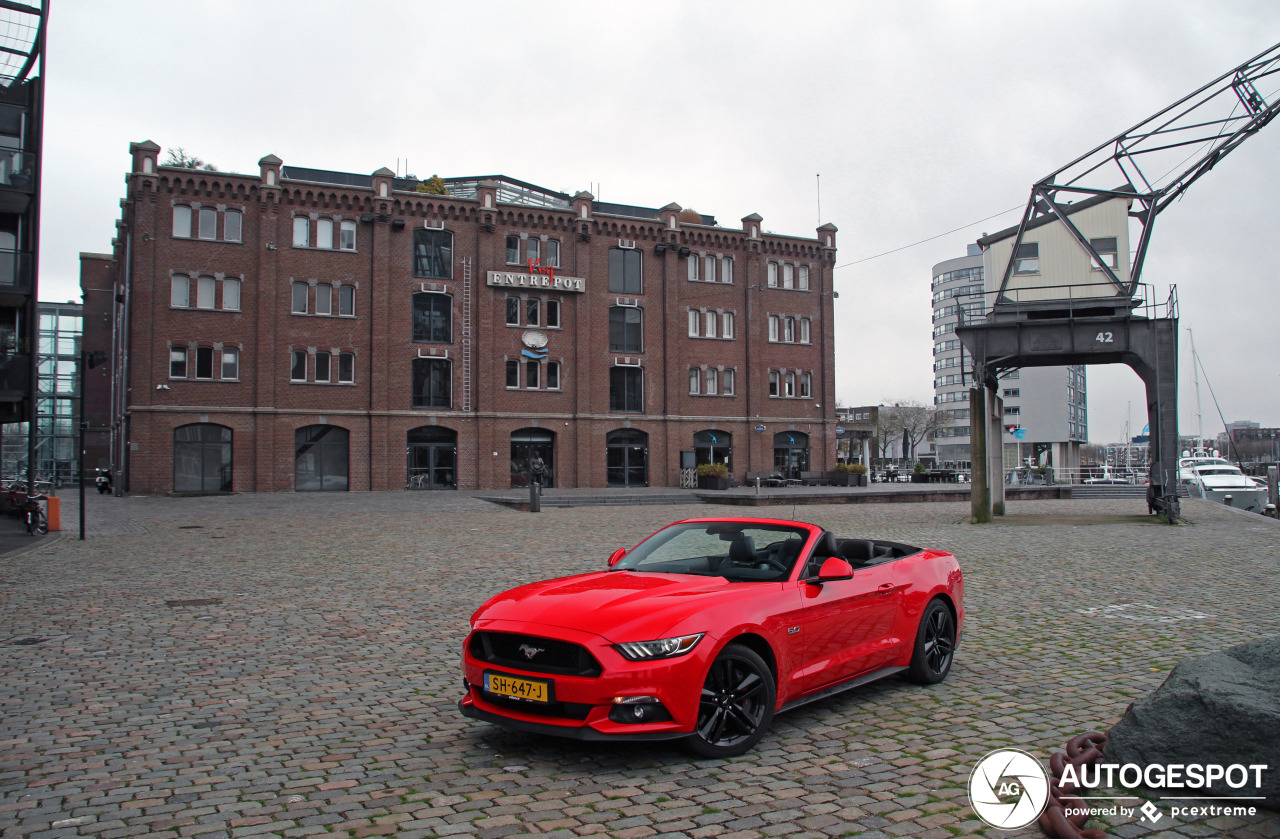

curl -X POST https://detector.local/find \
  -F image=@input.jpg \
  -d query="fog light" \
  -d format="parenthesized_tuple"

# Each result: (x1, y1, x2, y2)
(608, 696, 672, 724)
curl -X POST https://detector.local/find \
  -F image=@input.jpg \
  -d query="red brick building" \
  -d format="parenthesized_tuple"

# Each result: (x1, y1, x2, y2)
(82, 142, 838, 493)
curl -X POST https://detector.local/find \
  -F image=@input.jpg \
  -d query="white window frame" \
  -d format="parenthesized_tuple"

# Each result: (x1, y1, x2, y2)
(290, 350, 307, 382)
(196, 276, 216, 310)
(172, 205, 191, 239)
(721, 257, 733, 284)
(315, 284, 332, 316)
(721, 311, 734, 339)
(706, 367, 718, 395)
(767, 262, 778, 288)
(798, 265, 809, 290)
(687, 255, 700, 281)
(170, 275, 189, 308)
(799, 317, 810, 344)
(546, 360, 561, 390)
(782, 264, 795, 290)
(224, 210, 242, 243)
(689, 368, 700, 395)
(291, 282, 308, 314)
(198, 207, 217, 241)
(688, 309, 699, 337)
(545, 239, 561, 268)
(222, 278, 241, 311)
(315, 218, 334, 250)
(338, 285, 355, 317)
(722, 368, 735, 396)
(703, 310, 717, 339)
(314, 351, 331, 384)
(338, 352, 355, 383)
(768, 314, 779, 342)
(169, 346, 187, 378)
(292, 217, 309, 248)
(339, 220, 357, 251)
(221, 347, 239, 380)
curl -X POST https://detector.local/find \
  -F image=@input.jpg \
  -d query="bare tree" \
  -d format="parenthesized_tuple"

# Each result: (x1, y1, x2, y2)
(879, 399, 944, 463)
(163, 147, 218, 171)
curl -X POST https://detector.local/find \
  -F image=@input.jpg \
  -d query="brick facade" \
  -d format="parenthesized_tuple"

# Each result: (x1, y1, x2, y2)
(83, 143, 838, 493)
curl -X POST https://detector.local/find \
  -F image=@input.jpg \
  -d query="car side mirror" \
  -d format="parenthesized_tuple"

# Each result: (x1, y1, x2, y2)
(607, 548, 627, 567)
(810, 556, 854, 584)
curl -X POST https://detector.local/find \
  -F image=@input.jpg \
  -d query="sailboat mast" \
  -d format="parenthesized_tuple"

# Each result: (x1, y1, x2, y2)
(1188, 327, 1204, 443)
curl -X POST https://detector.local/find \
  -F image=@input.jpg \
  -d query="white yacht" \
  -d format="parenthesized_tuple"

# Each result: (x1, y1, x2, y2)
(1177, 450, 1268, 513)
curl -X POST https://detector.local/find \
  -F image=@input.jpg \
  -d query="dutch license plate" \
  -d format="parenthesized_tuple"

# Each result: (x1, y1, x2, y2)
(484, 671, 552, 704)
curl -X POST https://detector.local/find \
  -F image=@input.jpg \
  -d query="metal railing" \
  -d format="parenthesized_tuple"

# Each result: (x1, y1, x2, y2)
(958, 282, 1178, 325)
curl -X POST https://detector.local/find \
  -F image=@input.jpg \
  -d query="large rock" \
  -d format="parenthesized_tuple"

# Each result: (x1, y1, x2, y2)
(1106, 636, 1280, 806)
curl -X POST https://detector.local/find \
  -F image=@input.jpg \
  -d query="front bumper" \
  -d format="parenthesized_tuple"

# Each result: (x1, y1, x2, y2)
(459, 621, 711, 740)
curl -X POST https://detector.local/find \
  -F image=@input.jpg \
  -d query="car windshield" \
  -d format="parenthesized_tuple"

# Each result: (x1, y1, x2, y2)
(612, 521, 811, 582)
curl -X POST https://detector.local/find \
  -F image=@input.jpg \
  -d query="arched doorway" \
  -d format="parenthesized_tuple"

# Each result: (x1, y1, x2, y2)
(693, 430, 733, 471)
(606, 429, 649, 487)
(295, 425, 349, 492)
(511, 428, 554, 487)
(173, 423, 232, 493)
(773, 431, 810, 481)
(407, 426, 457, 489)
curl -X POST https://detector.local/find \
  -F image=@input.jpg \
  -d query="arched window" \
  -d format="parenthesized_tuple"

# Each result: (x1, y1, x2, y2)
(407, 426, 457, 490)
(173, 423, 232, 493)
(511, 428, 555, 488)
(606, 429, 648, 487)
(295, 425, 349, 492)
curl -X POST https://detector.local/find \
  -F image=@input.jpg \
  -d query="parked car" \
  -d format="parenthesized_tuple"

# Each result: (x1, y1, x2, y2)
(460, 517, 963, 757)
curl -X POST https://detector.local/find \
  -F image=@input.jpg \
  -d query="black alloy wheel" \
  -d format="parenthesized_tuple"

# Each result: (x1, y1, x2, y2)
(687, 643, 775, 758)
(908, 598, 956, 684)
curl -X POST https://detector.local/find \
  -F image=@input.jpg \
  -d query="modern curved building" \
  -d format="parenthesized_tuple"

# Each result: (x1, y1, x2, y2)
(931, 245, 1087, 472)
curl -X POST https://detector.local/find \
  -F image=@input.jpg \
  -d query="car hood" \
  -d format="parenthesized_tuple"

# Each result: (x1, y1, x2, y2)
(473, 570, 777, 642)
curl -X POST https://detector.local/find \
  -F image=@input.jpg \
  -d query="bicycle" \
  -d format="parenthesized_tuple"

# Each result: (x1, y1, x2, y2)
(22, 493, 48, 536)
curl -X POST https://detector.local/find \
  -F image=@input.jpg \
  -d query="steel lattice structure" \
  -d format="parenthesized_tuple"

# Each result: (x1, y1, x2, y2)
(995, 41, 1280, 302)
(0, 0, 45, 88)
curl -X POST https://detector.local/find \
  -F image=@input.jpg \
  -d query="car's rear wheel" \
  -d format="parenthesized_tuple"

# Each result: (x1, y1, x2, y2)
(908, 598, 956, 684)
(686, 643, 775, 758)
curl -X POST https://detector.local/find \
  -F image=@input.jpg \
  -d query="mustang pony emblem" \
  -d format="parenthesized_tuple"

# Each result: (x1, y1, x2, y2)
(518, 644, 545, 660)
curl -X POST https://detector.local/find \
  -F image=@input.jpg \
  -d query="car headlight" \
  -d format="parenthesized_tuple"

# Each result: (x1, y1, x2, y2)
(613, 633, 704, 661)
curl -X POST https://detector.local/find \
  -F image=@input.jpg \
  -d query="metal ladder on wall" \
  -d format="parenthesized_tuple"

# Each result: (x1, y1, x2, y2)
(461, 256, 473, 412)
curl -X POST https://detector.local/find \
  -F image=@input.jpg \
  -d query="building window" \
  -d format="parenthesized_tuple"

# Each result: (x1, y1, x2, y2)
(290, 350, 307, 381)
(413, 292, 452, 343)
(413, 229, 453, 279)
(526, 298, 540, 327)
(506, 297, 520, 326)
(706, 368, 718, 395)
(506, 359, 519, 388)
(506, 294, 560, 329)
(768, 314, 811, 344)
(339, 220, 356, 251)
(315, 352, 331, 383)
(196, 276, 216, 310)
(221, 347, 239, 380)
(784, 372, 796, 397)
(338, 352, 354, 383)
(316, 218, 334, 250)
(224, 211, 242, 243)
(767, 262, 778, 288)
(222, 278, 240, 311)
(800, 372, 811, 398)
(782, 264, 794, 289)
(608, 247, 642, 294)
(690, 309, 733, 339)
(412, 357, 451, 408)
(769, 370, 779, 396)
(722, 368, 735, 396)
(526, 239, 539, 263)
(545, 240, 560, 268)
(722, 257, 733, 284)
(1014, 242, 1039, 274)
(798, 265, 809, 290)
(170, 347, 187, 378)
(291, 282, 308, 314)
(769, 369, 811, 399)
(546, 361, 560, 389)
(545, 299, 560, 328)
(173, 205, 191, 238)
(338, 285, 355, 316)
(525, 360, 540, 389)
(703, 310, 718, 339)
(689, 368, 699, 395)
(687, 309, 698, 337)
(1004, 406, 1021, 416)
(609, 366, 642, 412)
(608, 306, 642, 353)
(506, 236, 520, 264)
(198, 208, 217, 240)
(1090, 237, 1118, 269)
(194, 346, 214, 380)
(721, 312, 734, 339)
(315, 284, 333, 316)
(799, 318, 810, 344)
(1002, 388, 1020, 398)
(171, 275, 189, 308)
(292, 217, 309, 248)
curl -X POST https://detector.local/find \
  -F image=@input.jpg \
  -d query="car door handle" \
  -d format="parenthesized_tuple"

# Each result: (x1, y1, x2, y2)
(877, 583, 895, 594)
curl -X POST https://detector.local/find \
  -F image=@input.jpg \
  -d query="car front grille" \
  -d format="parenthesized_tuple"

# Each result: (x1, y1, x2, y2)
(475, 688, 593, 720)
(470, 631, 603, 677)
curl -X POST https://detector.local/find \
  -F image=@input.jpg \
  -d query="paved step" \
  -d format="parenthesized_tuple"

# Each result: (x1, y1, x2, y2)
(477, 493, 704, 510)
(1070, 485, 1148, 499)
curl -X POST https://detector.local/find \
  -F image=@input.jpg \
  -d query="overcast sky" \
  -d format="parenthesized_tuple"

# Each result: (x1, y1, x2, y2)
(38, 1, 1280, 444)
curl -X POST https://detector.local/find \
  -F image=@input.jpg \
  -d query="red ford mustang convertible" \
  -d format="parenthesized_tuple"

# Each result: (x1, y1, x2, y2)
(460, 517, 963, 757)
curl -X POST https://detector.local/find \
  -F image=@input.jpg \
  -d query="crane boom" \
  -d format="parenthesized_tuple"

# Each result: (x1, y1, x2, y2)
(995, 42, 1280, 300)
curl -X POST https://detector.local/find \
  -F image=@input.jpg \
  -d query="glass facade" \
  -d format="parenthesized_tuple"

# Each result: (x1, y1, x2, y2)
(1, 302, 82, 485)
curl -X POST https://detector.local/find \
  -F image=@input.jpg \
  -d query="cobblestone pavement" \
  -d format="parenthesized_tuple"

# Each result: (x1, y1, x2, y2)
(1, 493, 1278, 839)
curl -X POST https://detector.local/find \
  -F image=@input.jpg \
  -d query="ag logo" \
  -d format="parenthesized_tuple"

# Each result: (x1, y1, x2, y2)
(968, 748, 1050, 829)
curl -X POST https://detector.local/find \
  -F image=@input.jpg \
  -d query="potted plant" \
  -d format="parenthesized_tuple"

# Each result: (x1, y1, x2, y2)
(833, 463, 868, 487)
(850, 462, 869, 487)
(696, 462, 730, 490)
(911, 461, 929, 483)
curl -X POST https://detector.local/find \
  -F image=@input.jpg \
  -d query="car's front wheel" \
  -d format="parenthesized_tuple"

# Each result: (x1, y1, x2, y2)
(908, 598, 956, 684)
(686, 643, 775, 758)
